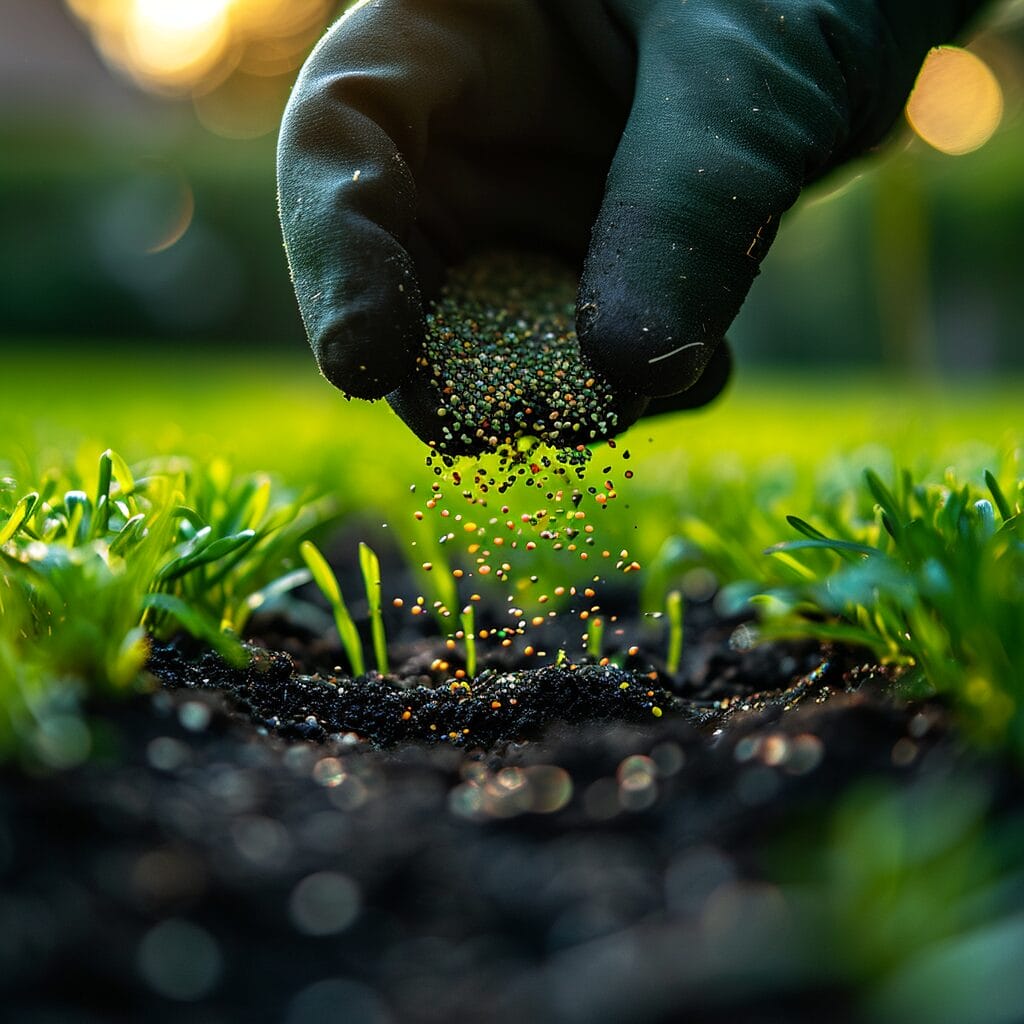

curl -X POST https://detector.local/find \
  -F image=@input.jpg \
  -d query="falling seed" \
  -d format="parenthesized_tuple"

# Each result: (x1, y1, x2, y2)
(401, 255, 651, 672)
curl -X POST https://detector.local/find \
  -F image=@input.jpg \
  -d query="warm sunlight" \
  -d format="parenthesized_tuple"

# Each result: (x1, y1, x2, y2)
(66, 0, 333, 96)
(127, 0, 233, 83)
(906, 46, 1005, 156)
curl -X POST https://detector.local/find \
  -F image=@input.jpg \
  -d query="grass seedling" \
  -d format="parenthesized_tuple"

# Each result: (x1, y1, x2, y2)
(0, 449, 330, 761)
(759, 467, 1024, 754)
(300, 540, 365, 677)
(586, 616, 604, 660)
(665, 589, 684, 676)
(2, 354, 1021, 766)
(0, 490, 37, 545)
(461, 604, 477, 678)
(359, 541, 388, 675)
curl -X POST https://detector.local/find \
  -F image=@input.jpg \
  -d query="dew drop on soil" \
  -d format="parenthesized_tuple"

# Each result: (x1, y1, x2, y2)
(311, 756, 346, 787)
(231, 815, 292, 870)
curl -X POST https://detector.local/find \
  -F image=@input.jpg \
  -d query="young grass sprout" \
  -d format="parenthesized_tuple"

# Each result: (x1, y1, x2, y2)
(0, 449, 332, 761)
(300, 539, 365, 677)
(586, 615, 604, 661)
(461, 603, 478, 679)
(665, 589, 684, 676)
(359, 541, 389, 675)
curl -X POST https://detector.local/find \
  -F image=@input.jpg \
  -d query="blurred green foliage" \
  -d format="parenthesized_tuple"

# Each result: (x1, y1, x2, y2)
(760, 466, 1024, 754)
(2, 9, 1024, 371)
(761, 772, 1024, 1024)
(4, 117, 1024, 369)
(0, 127, 301, 347)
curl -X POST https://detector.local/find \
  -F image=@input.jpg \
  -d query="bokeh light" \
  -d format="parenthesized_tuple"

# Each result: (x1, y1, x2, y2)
(127, 0, 234, 86)
(906, 46, 1005, 156)
(65, 0, 334, 132)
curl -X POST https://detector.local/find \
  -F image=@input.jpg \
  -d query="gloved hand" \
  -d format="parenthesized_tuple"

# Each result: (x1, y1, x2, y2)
(278, 0, 987, 446)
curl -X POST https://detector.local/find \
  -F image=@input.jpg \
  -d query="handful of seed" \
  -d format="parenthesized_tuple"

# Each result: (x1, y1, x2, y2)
(401, 257, 646, 670)
(421, 253, 619, 459)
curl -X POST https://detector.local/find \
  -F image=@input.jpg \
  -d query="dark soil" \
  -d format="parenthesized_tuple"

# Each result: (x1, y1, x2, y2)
(0, 596, 1016, 1024)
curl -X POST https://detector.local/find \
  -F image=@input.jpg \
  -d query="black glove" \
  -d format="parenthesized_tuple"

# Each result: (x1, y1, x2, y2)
(277, 0, 988, 444)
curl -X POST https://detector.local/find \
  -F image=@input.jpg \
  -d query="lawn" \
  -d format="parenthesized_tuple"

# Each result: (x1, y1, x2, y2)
(2, 351, 1022, 749)
(2, 350, 1023, 1022)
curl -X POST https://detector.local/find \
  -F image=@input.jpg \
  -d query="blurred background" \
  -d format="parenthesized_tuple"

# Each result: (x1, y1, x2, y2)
(1, 0, 1022, 374)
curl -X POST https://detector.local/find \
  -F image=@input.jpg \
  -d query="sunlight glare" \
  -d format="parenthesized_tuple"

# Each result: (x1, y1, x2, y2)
(127, 0, 233, 80)
(66, 0, 334, 96)
(906, 46, 1004, 156)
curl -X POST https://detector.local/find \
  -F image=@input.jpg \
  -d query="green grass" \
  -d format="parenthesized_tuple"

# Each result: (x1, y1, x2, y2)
(0, 442, 333, 762)
(664, 589, 684, 676)
(754, 467, 1024, 752)
(759, 767, 1024, 1022)
(460, 603, 478, 679)
(300, 538, 365, 676)
(1, 350, 1022, 762)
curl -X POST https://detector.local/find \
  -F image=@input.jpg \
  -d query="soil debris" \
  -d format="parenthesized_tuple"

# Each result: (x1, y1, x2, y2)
(148, 641, 680, 749)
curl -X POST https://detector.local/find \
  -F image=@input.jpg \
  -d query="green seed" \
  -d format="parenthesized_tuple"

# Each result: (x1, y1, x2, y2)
(420, 253, 621, 479)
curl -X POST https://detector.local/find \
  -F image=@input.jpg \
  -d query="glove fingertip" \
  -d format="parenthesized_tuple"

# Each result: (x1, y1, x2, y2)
(312, 314, 416, 401)
(301, 227, 425, 400)
(386, 377, 451, 450)
(311, 275, 423, 400)
(642, 339, 732, 418)
(577, 197, 752, 399)
(577, 297, 715, 399)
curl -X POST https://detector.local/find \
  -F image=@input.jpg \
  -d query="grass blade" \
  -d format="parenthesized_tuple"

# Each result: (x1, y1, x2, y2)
(64, 491, 90, 547)
(300, 540, 365, 677)
(300, 539, 340, 605)
(0, 491, 39, 545)
(586, 616, 604, 660)
(461, 604, 477, 678)
(157, 530, 255, 583)
(359, 541, 388, 675)
(864, 469, 901, 519)
(107, 449, 136, 494)
(786, 515, 829, 541)
(108, 513, 147, 557)
(94, 450, 113, 534)
(172, 505, 208, 532)
(974, 499, 996, 538)
(767, 538, 881, 558)
(665, 589, 684, 675)
(985, 470, 1013, 522)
